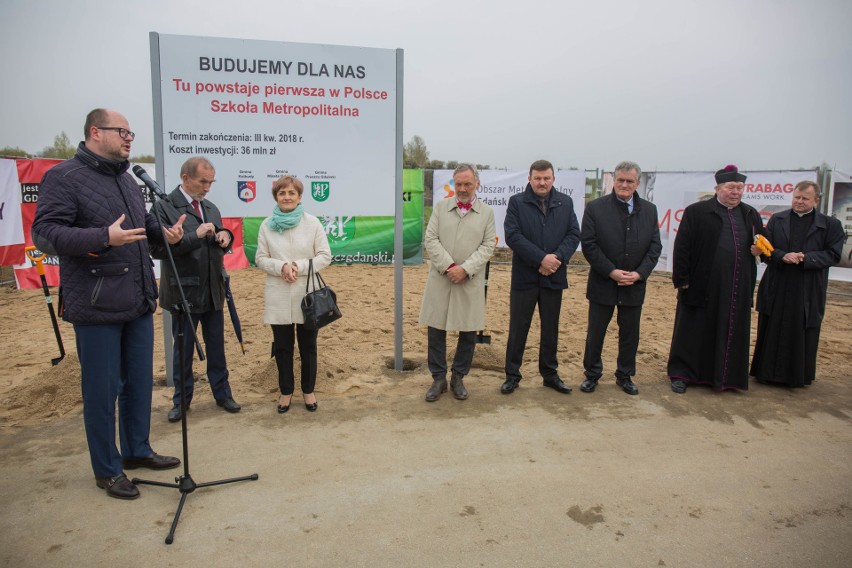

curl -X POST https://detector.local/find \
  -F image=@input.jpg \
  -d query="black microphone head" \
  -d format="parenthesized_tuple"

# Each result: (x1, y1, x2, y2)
(132, 165, 146, 177)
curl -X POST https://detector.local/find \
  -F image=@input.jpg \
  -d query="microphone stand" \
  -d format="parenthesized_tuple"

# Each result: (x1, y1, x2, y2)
(131, 183, 258, 545)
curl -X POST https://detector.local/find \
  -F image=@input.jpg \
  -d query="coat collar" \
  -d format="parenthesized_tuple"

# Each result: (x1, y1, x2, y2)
(522, 184, 563, 208)
(171, 185, 205, 220)
(775, 207, 827, 239)
(605, 191, 642, 213)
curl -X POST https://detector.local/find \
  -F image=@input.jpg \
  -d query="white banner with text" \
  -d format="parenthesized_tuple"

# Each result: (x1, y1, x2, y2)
(431, 169, 586, 248)
(151, 33, 398, 217)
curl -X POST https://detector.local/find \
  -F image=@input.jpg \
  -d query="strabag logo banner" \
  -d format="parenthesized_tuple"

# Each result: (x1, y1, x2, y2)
(152, 33, 398, 217)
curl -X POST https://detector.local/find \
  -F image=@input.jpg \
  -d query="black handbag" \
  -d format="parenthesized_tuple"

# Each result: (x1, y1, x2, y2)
(300, 259, 342, 330)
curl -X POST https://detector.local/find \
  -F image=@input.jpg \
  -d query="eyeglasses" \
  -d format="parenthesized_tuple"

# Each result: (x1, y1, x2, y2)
(97, 126, 136, 140)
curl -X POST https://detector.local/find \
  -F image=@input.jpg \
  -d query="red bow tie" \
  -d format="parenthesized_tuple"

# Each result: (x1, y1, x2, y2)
(457, 201, 472, 211)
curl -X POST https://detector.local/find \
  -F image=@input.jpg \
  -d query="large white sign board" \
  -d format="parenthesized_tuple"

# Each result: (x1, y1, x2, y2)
(150, 33, 398, 216)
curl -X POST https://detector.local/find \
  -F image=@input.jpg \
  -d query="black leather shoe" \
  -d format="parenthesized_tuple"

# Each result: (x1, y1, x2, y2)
(123, 452, 181, 470)
(616, 376, 639, 395)
(501, 378, 519, 394)
(216, 398, 241, 413)
(671, 379, 687, 394)
(543, 377, 572, 394)
(425, 378, 447, 402)
(167, 405, 186, 423)
(95, 473, 139, 500)
(450, 372, 468, 400)
(304, 393, 318, 412)
(277, 395, 291, 414)
(580, 378, 599, 393)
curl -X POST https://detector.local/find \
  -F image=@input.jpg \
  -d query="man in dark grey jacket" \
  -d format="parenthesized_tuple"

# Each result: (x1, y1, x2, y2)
(31, 109, 184, 500)
(152, 157, 240, 422)
(502, 159, 580, 395)
(579, 161, 661, 395)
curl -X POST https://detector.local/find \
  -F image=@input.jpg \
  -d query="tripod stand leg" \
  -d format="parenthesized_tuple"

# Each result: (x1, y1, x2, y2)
(165, 491, 190, 545)
(195, 473, 259, 488)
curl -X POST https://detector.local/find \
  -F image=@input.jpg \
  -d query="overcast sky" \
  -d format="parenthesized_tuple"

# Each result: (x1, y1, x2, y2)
(2, 0, 850, 171)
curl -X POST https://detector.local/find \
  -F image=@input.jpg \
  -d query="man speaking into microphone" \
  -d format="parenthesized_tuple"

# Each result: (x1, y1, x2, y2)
(150, 156, 241, 422)
(32, 108, 184, 500)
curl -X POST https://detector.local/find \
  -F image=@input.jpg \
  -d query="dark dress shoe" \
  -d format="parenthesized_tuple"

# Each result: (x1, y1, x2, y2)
(425, 378, 448, 402)
(671, 379, 688, 394)
(277, 403, 290, 414)
(95, 473, 139, 500)
(167, 405, 186, 423)
(501, 378, 519, 394)
(122, 453, 181, 470)
(305, 401, 318, 412)
(450, 373, 468, 400)
(216, 398, 241, 413)
(543, 377, 572, 394)
(616, 376, 639, 395)
(580, 378, 599, 393)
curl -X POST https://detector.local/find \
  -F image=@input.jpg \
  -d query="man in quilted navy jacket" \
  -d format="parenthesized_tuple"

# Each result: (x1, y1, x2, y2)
(32, 109, 185, 500)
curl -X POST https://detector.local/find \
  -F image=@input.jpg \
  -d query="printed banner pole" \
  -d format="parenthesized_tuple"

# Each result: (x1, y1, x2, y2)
(394, 48, 404, 371)
(149, 31, 175, 387)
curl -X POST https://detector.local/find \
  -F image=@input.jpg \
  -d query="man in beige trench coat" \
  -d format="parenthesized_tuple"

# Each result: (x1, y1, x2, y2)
(419, 164, 496, 401)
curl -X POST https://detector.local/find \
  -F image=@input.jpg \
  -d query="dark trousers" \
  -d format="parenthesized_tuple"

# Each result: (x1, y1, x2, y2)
(272, 324, 318, 395)
(75, 312, 155, 478)
(583, 301, 642, 380)
(171, 309, 232, 407)
(427, 326, 477, 379)
(505, 287, 563, 381)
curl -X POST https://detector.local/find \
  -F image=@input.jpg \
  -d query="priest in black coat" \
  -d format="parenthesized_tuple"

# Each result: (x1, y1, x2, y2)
(750, 181, 844, 387)
(667, 165, 764, 393)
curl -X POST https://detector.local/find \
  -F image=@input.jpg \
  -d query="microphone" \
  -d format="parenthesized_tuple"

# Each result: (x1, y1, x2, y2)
(132, 165, 168, 200)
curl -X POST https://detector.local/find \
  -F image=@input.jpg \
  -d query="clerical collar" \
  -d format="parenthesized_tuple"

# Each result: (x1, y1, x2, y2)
(715, 197, 738, 210)
(794, 209, 814, 218)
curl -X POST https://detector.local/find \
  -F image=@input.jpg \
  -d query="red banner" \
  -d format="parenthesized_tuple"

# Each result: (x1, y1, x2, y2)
(12, 158, 249, 288)
(222, 218, 250, 271)
(13, 159, 62, 288)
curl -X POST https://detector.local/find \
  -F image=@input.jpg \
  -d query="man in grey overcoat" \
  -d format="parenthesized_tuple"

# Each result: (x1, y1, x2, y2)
(579, 161, 661, 395)
(419, 164, 496, 401)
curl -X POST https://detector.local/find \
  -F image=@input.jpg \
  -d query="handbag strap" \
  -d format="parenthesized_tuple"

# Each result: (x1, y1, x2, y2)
(304, 259, 326, 293)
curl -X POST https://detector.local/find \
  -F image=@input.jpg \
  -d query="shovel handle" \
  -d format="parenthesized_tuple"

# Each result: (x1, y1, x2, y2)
(25, 246, 47, 276)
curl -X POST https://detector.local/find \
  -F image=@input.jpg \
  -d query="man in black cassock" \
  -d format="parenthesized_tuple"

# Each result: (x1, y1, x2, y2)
(750, 181, 844, 387)
(667, 165, 764, 393)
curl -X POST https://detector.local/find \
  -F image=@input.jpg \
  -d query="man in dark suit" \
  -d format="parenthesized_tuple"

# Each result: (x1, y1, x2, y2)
(502, 159, 580, 395)
(579, 161, 662, 395)
(750, 180, 844, 387)
(154, 156, 240, 421)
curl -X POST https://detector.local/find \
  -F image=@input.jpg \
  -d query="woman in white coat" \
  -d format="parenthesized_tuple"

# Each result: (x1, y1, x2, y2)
(256, 176, 331, 413)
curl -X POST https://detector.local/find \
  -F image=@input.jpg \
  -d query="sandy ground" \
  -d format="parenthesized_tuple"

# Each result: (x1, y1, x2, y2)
(0, 262, 851, 566)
